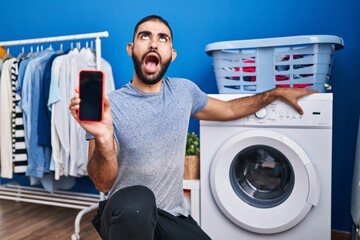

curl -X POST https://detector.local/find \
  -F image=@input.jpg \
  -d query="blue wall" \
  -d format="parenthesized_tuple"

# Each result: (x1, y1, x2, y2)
(1, 0, 359, 232)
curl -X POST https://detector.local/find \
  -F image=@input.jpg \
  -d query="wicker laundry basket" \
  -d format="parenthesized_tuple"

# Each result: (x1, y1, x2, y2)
(184, 155, 200, 180)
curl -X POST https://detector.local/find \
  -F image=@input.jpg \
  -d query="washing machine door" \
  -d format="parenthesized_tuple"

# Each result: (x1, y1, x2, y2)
(210, 129, 320, 234)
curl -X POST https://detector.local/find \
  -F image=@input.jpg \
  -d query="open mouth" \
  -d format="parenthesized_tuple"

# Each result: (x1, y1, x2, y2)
(144, 53, 160, 73)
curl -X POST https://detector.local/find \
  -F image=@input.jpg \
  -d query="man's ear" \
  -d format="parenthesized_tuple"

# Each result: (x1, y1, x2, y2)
(126, 43, 134, 57)
(171, 49, 177, 62)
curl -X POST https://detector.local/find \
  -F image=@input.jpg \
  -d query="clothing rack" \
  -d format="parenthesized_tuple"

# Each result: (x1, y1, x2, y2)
(0, 31, 109, 69)
(0, 31, 109, 240)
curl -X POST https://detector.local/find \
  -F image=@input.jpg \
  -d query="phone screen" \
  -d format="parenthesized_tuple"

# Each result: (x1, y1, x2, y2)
(78, 70, 104, 121)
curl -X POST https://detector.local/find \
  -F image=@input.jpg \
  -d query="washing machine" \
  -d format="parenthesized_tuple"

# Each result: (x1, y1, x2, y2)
(200, 93, 332, 240)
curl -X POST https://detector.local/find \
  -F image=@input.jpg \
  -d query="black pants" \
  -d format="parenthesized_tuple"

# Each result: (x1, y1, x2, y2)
(92, 185, 212, 240)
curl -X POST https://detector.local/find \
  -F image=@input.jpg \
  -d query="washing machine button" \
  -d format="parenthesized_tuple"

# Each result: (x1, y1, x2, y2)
(255, 108, 268, 119)
(268, 109, 277, 120)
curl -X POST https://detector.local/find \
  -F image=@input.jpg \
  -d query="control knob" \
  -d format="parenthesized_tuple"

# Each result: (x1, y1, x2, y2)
(255, 108, 268, 119)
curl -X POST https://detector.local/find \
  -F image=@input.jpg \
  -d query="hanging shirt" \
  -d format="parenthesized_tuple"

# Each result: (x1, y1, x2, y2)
(68, 48, 114, 177)
(16, 58, 33, 98)
(0, 57, 17, 178)
(37, 51, 66, 147)
(11, 59, 28, 173)
(48, 48, 80, 179)
(21, 49, 56, 178)
(0, 59, 3, 76)
(49, 48, 114, 179)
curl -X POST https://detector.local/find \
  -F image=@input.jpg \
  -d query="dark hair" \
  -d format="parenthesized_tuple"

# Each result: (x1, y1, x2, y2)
(133, 15, 173, 42)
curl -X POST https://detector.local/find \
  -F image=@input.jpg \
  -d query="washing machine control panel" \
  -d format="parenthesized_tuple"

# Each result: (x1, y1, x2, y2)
(252, 103, 299, 121)
(203, 94, 333, 128)
(247, 100, 332, 127)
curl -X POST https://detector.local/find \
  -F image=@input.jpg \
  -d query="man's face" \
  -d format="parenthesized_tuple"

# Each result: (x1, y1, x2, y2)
(129, 20, 176, 85)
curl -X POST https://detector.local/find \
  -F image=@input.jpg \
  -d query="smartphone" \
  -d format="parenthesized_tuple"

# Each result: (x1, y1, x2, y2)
(78, 70, 104, 122)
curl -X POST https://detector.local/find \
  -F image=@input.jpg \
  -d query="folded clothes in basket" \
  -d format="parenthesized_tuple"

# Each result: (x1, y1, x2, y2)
(275, 54, 315, 82)
(242, 59, 256, 82)
(224, 58, 256, 82)
(275, 75, 290, 81)
(276, 84, 313, 88)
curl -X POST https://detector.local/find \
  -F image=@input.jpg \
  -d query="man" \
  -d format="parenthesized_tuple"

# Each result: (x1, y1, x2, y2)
(69, 15, 317, 240)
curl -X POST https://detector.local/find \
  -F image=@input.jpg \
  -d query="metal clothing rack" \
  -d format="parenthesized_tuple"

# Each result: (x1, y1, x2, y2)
(0, 31, 109, 240)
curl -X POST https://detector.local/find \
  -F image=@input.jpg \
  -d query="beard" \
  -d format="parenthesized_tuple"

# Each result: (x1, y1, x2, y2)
(132, 50, 172, 85)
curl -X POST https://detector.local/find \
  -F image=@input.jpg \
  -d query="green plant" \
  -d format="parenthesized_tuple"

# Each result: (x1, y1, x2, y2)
(186, 132, 200, 156)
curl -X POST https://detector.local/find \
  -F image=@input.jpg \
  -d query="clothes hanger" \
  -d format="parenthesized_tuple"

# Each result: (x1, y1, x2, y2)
(26, 46, 34, 58)
(90, 40, 95, 54)
(17, 47, 26, 60)
(2, 48, 14, 61)
(57, 43, 64, 54)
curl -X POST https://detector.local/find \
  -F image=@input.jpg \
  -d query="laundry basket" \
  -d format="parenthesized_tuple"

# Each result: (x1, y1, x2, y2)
(206, 35, 344, 94)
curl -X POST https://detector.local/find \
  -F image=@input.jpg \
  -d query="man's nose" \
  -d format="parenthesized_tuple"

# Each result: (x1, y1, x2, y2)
(149, 39, 158, 50)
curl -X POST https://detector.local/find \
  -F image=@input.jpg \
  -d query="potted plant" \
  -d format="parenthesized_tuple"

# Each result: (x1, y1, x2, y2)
(184, 132, 200, 180)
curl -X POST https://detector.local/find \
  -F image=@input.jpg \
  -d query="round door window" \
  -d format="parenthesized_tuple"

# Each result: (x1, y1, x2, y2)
(230, 145, 295, 208)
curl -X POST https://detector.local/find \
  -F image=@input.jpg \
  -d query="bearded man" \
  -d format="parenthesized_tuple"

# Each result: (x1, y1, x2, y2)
(69, 15, 316, 240)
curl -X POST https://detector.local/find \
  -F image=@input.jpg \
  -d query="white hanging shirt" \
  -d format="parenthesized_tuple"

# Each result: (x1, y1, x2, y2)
(0, 58, 16, 178)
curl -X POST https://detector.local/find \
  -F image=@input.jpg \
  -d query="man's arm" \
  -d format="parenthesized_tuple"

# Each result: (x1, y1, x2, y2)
(87, 135, 118, 193)
(193, 88, 317, 121)
(69, 91, 118, 193)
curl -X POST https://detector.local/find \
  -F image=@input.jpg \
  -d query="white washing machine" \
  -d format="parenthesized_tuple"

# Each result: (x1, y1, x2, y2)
(200, 93, 332, 240)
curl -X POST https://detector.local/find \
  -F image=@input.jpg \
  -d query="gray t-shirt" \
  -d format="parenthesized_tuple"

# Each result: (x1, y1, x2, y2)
(88, 77, 208, 217)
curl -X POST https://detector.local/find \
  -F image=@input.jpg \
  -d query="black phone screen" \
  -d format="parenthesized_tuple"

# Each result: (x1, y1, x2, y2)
(78, 70, 104, 121)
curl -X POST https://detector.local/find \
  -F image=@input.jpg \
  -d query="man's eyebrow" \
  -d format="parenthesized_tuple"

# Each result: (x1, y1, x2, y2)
(137, 31, 151, 38)
(159, 33, 171, 39)
(137, 31, 171, 40)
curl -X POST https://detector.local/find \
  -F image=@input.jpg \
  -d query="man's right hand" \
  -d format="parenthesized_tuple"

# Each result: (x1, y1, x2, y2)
(69, 88, 114, 139)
